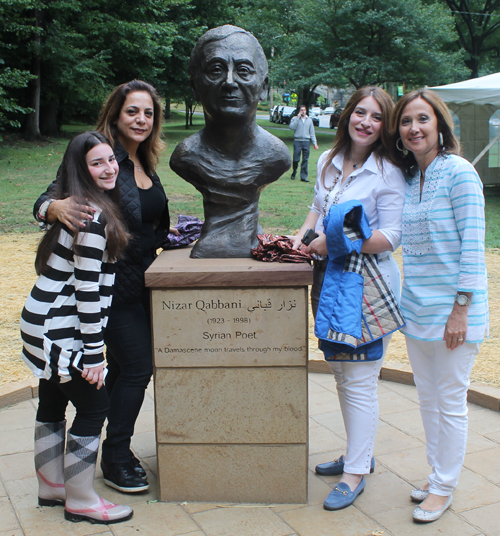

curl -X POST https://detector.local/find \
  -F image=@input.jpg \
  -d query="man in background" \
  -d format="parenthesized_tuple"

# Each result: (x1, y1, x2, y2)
(289, 105, 318, 182)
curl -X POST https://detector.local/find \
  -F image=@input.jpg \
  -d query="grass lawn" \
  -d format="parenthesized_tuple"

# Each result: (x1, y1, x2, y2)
(1, 110, 499, 246)
(0, 112, 335, 236)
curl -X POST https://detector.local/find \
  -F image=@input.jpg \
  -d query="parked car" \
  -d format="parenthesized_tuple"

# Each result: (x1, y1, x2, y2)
(272, 105, 284, 123)
(269, 105, 280, 122)
(278, 106, 297, 124)
(323, 106, 335, 115)
(311, 107, 322, 116)
(329, 107, 344, 129)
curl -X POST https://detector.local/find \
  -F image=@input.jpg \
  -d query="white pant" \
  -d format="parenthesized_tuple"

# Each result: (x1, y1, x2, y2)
(327, 255, 401, 475)
(405, 337, 478, 496)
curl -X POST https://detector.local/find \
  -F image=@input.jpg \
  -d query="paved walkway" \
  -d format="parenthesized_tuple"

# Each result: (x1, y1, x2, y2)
(1, 373, 500, 536)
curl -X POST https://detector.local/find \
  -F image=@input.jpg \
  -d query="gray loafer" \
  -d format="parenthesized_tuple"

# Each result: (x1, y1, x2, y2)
(315, 455, 375, 476)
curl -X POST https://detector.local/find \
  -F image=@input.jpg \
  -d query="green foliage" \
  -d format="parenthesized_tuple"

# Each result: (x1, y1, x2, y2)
(274, 0, 466, 89)
(0, 63, 34, 140)
(439, 0, 500, 78)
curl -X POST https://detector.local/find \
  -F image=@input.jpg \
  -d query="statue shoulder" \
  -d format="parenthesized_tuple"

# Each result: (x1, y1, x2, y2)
(256, 126, 290, 162)
(170, 131, 203, 171)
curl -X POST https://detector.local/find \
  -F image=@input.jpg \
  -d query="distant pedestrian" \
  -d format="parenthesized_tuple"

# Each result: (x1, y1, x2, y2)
(289, 105, 318, 182)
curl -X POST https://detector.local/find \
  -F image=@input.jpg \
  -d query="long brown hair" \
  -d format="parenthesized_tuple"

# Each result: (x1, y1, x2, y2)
(321, 86, 394, 187)
(389, 88, 461, 175)
(35, 132, 130, 275)
(96, 80, 164, 173)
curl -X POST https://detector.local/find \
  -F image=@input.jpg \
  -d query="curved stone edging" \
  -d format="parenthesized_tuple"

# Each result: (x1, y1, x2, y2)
(2, 362, 499, 412)
(309, 358, 500, 412)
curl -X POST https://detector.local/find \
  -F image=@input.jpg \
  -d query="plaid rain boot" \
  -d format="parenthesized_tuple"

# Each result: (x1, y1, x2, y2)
(34, 420, 66, 507)
(64, 432, 133, 524)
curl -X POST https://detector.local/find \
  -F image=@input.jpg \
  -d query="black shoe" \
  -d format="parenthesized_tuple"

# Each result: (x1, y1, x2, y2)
(301, 178, 310, 182)
(129, 451, 147, 478)
(101, 459, 149, 493)
(291, 174, 296, 180)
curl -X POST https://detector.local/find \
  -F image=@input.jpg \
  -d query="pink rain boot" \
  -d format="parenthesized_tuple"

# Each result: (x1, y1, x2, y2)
(35, 420, 66, 507)
(64, 432, 133, 524)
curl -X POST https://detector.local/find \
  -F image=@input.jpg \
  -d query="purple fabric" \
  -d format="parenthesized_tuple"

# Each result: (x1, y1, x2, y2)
(162, 215, 203, 249)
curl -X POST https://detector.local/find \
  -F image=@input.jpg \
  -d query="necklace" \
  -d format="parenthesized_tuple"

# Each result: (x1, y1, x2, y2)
(322, 172, 357, 216)
(129, 157, 143, 172)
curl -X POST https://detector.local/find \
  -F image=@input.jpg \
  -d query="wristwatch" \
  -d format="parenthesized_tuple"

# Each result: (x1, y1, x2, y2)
(455, 293, 471, 306)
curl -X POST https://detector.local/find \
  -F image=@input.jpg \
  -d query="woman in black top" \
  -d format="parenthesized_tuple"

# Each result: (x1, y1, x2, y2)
(34, 80, 170, 493)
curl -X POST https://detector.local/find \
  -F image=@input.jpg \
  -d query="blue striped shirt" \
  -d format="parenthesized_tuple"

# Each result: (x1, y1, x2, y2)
(401, 154, 488, 343)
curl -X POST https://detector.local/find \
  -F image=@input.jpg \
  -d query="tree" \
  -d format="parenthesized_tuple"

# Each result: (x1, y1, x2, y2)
(275, 0, 466, 91)
(0, 0, 184, 139)
(439, 0, 500, 77)
(0, 63, 34, 141)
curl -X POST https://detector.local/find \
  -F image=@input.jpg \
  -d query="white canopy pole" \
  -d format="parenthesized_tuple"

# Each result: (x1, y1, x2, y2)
(472, 131, 500, 166)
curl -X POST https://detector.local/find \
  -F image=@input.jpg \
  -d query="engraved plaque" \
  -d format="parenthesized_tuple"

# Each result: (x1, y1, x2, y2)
(151, 287, 308, 368)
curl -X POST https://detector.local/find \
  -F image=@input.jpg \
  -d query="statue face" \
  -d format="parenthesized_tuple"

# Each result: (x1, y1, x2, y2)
(195, 33, 267, 121)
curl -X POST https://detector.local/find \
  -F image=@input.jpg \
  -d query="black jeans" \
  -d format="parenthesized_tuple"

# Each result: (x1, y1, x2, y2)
(101, 292, 153, 464)
(311, 259, 327, 319)
(36, 375, 109, 437)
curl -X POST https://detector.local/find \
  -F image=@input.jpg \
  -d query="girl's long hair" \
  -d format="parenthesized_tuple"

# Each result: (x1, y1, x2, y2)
(35, 132, 130, 275)
(96, 80, 164, 173)
(389, 88, 461, 175)
(320, 86, 395, 187)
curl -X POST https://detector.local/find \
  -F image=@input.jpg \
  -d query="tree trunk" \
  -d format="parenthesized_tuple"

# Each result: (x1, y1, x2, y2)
(40, 96, 60, 136)
(164, 96, 171, 119)
(184, 99, 190, 129)
(24, 7, 43, 141)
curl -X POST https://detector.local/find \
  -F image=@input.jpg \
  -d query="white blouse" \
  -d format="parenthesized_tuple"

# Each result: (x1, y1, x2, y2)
(310, 150, 406, 251)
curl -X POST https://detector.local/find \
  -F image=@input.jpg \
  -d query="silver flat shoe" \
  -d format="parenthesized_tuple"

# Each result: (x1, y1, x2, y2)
(413, 494, 452, 523)
(410, 488, 429, 502)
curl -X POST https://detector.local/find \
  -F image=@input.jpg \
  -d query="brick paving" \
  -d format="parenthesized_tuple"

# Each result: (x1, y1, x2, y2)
(1, 373, 499, 536)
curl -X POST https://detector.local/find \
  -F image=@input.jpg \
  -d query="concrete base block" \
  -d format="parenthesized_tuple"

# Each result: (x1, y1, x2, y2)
(157, 444, 307, 503)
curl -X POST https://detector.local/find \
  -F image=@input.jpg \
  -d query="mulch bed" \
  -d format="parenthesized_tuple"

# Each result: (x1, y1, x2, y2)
(2, 234, 499, 387)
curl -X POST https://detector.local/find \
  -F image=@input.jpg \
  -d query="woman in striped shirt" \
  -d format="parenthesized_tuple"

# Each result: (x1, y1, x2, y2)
(390, 89, 489, 523)
(20, 132, 133, 525)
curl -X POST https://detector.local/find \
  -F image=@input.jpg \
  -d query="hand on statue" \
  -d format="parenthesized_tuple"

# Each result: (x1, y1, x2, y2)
(288, 234, 304, 250)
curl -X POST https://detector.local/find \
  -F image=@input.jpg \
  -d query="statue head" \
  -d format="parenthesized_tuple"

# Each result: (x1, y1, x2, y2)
(189, 25, 269, 122)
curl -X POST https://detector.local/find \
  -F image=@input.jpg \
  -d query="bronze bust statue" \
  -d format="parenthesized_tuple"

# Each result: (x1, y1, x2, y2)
(170, 25, 291, 258)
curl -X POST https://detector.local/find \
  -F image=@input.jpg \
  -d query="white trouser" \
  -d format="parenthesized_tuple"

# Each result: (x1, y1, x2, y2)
(405, 337, 478, 496)
(327, 255, 401, 475)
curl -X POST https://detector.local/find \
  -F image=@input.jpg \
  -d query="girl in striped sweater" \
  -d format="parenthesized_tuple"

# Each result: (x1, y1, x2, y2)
(20, 132, 133, 524)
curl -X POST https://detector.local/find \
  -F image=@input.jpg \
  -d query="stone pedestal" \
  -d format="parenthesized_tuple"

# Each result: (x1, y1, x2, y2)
(145, 247, 313, 503)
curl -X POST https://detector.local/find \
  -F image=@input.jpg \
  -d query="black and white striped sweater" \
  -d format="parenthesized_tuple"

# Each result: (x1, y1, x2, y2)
(20, 208, 116, 382)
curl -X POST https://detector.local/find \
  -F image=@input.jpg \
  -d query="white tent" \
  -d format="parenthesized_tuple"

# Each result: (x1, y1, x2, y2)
(429, 73, 500, 184)
(430, 72, 500, 107)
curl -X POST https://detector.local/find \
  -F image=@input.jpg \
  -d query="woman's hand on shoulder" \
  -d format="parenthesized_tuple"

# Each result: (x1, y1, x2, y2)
(81, 364, 106, 390)
(48, 197, 95, 231)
